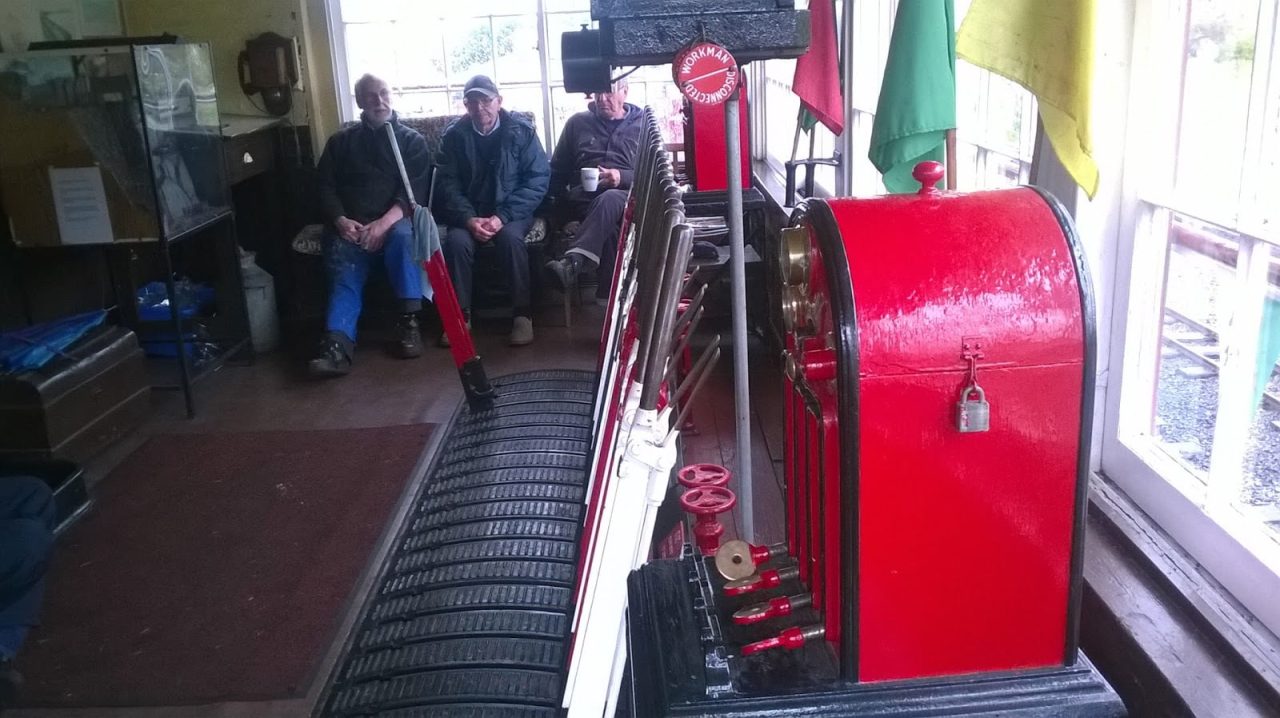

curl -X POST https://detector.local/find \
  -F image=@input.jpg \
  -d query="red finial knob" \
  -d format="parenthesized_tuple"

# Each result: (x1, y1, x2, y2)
(913, 161, 946, 195)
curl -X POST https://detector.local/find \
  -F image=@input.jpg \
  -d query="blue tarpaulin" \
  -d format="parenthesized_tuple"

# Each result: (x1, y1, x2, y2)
(0, 310, 108, 374)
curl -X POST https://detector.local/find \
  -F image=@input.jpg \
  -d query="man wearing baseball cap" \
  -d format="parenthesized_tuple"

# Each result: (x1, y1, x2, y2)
(434, 75, 550, 346)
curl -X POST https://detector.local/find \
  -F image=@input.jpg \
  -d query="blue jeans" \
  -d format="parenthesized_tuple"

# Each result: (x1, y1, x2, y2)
(323, 218, 423, 344)
(0, 477, 56, 659)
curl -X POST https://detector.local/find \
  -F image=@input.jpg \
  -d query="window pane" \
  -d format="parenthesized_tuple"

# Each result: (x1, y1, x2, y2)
(493, 16, 542, 85)
(445, 17, 496, 81)
(339, 0, 402, 23)
(546, 12, 593, 82)
(848, 112, 880, 193)
(1251, 31, 1280, 238)
(627, 77, 684, 144)
(979, 150, 1026, 189)
(344, 23, 399, 81)
(1153, 216, 1239, 476)
(550, 85, 588, 147)
(983, 75, 1029, 157)
(393, 23, 447, 89)
(397, 90, 454, 118)
(1173, 0, 1260, 222)
(763, 59, 800, 172)
(448, 0, 532, 15)
(499, 84, 544, 122)
(850, 0, 895, 111)
(1240, 243, 1280, 532)
(545, 0, 591, 11)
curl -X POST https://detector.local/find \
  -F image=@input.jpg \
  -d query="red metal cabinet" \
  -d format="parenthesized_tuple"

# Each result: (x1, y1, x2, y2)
(779, 179, 1093, 682)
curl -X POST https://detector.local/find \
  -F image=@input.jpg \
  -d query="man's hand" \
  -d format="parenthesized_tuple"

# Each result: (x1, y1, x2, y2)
(481, 216, 504, 235)
(359, 216, 391, 252)
(358, 204, 406, 252)
(598, 167, 622, 189)
(467, 217, 495, 242)
(336, 216, 364, 243)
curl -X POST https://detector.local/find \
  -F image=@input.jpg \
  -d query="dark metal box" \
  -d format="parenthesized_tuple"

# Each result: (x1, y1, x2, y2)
(0, 325, 149, 463)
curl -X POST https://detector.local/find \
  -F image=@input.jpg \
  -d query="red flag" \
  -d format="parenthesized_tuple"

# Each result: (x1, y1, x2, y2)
(791, 0, 844, 135)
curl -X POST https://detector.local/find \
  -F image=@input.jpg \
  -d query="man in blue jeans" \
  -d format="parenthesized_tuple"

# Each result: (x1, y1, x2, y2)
(309, 73, 432, 377)
(0, 477, 55, 709)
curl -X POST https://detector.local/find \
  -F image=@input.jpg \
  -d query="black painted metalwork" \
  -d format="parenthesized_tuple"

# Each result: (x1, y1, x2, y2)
(562, 0, 810, 91)
(317, 370, 596, 717)
(623, 553, 1128, 717)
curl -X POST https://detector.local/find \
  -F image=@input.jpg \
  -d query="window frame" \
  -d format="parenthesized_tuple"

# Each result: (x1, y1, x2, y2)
(1101, 0, 1280, 635)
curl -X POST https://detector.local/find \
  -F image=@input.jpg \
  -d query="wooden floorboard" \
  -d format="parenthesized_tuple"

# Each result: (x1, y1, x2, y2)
(680, 328, 787, 545)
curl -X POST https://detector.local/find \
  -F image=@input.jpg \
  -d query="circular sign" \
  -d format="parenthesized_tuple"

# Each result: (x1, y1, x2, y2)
(673, 42, 739, 106)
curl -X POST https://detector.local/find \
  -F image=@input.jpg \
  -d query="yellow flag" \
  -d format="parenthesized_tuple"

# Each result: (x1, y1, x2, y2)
(957, 0, 1098, 198)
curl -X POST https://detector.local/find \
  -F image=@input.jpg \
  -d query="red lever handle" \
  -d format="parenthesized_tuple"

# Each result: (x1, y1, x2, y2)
(732, 594, 811, 626)
(740, 624, 824, 656)
(677, 463, 732, 489)
(735, 596, 793, 625)
(723, 565, 798, 597)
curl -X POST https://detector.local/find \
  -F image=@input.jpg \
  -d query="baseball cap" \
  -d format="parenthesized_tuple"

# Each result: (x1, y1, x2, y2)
(463, 75, 499, 99)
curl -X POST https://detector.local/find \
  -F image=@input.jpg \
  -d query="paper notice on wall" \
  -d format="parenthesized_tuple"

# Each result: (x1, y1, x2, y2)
(49, 166, 113, 245)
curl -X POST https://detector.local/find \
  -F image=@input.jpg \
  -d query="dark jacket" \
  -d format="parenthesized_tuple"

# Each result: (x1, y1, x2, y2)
(316, 112, 431, 226)
(433, 109, 550, 227)
(549, 102, 645, 200)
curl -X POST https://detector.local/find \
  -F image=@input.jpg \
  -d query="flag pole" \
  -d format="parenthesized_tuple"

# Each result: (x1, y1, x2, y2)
(790, 107, 804, 162)
(945, 128, 957, 189)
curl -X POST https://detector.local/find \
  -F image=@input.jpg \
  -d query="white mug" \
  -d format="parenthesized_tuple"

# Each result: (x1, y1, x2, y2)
(580, 167, 600, 192)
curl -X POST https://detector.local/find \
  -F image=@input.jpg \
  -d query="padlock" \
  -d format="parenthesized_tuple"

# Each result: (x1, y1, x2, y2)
(956, 383, 990, 433)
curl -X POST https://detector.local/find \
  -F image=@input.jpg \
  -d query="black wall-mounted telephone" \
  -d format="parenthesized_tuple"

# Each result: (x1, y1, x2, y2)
(238, 32, 297, 116)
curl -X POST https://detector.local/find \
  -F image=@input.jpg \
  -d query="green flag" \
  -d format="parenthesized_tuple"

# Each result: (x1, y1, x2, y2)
(868, 0, 956, 194)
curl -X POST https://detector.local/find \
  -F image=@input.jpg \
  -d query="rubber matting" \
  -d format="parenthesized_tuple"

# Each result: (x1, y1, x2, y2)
(319, 370, 596, 717)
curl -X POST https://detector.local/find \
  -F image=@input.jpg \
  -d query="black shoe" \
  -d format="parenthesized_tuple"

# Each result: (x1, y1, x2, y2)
(392, 313, 424, 358)
(307, 336, 352, 378)
(543, 255, 581, 292)
(0, 659, 22, 710)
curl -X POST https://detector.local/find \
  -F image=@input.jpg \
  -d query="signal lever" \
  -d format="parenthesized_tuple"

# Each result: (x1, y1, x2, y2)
(722, 565, 800, 597)
(740, 624, 825, 656)
(732, 593, 811, 626)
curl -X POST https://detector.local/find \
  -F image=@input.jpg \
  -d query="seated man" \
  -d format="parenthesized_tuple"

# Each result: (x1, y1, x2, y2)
(0, 477, 55, 709)
(308, 73, 431, 378)
(434, 75, 549, 346)
(542, 79, 645, 300)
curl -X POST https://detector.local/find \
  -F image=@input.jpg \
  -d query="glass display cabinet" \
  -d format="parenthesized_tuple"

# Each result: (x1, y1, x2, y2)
(0, 41, 250, 416)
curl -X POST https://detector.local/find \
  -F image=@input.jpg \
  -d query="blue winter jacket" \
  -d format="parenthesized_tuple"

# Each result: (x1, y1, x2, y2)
(432, 109, 550, 227)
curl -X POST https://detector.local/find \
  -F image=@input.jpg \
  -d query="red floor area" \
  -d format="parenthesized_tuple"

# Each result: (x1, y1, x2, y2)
(18, 424, 433, 708)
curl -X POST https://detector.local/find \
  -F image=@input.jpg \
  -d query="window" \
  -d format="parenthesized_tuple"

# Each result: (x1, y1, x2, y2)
(753, 0, 1035, 198)
(1105, 0, 1280, 634)
(327, 1, 682, 152)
